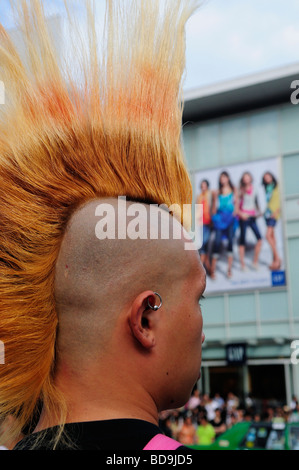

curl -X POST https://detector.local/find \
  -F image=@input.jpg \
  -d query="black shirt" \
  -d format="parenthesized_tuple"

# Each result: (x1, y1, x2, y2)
(14, 419, 193, 451)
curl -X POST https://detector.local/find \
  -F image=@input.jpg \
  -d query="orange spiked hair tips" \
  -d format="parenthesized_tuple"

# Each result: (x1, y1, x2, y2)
(0, 0, 198, 446)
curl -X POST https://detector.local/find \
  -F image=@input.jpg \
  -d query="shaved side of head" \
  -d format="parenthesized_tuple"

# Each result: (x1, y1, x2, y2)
(54, 199, 195, 369)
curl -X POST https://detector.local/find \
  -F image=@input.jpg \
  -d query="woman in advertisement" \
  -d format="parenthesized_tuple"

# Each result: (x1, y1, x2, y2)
(196, 179, 213, 275)
(262, 172, 281, 271)
(238, 172, 262, 271)
(211, 171, 238, 279)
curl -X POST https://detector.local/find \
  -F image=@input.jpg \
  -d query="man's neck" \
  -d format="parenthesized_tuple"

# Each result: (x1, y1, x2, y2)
(35, 365, 159, 432)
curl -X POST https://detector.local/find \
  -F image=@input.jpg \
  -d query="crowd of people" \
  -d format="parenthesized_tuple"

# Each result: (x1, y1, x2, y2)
(159, 390, 299, 447)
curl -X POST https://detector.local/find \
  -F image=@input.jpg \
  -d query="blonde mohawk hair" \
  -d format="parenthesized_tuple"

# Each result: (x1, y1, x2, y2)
(0, 0, 198, 446)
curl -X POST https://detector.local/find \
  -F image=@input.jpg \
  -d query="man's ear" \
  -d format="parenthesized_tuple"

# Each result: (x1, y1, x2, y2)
(128, 291, 158, 350)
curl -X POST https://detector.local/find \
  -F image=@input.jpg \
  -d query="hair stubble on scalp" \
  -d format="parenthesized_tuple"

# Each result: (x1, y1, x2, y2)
(54, 198, 194, 371)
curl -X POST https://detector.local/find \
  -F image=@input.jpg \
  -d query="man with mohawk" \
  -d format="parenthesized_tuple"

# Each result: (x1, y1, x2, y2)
(0, 0, 206, 450)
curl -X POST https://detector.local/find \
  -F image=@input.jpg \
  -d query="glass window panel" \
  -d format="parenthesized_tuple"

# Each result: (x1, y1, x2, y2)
(182, 125, 196, 171)
(285, 198, 299, 221)
(203, 296, 225, 325)
(221, 116, 249, 164)
(196, 122, 220, 170)
(259, 291, 289, 321)
(283, 154, 299, 197)
(288, 238, 299, 318)
(229, 294, 256, 323)
(229, 324, 257, 340)
(281, 105, 299, 154)
(249, 110, 279, 160)
(287, 221, 299, 238)
(259, 322, 290, 338)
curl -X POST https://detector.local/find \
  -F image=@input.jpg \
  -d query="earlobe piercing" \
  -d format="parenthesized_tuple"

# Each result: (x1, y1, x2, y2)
(147, 292, 163, 311)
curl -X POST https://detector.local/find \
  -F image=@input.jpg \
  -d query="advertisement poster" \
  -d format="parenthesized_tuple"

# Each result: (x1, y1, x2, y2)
(195, 157, 286, 294)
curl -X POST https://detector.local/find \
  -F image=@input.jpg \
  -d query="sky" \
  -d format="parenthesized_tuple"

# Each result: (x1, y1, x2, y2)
(1, 0, 299, 91)
(185, 0, 299, 90)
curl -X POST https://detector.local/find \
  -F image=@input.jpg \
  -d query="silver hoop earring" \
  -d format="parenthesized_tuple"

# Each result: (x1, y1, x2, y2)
(147, 292, 163, 311)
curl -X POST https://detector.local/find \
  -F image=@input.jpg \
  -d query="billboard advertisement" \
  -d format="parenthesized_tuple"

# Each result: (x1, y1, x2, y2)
(195, 157, 286, 294)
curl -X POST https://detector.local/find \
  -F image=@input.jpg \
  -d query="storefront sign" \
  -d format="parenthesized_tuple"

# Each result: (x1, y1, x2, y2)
(226, 343, 247, 365)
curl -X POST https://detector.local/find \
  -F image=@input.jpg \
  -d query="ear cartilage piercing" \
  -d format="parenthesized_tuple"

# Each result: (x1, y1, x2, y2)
(147, 292, 163, 311)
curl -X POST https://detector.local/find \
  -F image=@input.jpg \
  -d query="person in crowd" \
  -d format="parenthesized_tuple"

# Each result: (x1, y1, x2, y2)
(204, 394, 218, 422)
(289, 403, 299, 423)
(226, 392, 240, 412)
(187, 388, 201, 411)
(196, 180, 213, 275)
(264, 407, 275, 422)
(168, 412, 183, 441)
(159, 413, 174, 439)
(245, 392, 256, 415)
(290, 395, 298, 411)
(177, 415, 197, 446)
(210, 408, 227, 437)
(253, 413, 261, 422)
(238, 172, 262, 271)
(282, 406, 292, 423)
(262, 172, 281, 271)
(235, 408, 245, 423)
(211, 171, 238, 279)
(196, 413, 216, 445)
(213, 392, 225, 410)
(272, 407, 285, 424)
(226, 411, 238, 429)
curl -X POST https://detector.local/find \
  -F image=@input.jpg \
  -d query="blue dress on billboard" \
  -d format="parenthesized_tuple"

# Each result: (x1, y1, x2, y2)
(212, 192, 236, 257)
